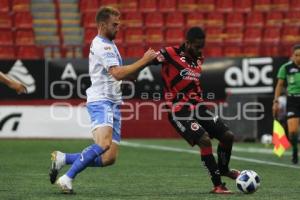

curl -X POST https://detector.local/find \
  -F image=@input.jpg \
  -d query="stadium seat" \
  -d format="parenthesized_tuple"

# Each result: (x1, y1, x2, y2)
(114, 28, 124, 45)
(119, 0, 138, 12)
(245, 12, 264, 27)
(165, 12, 184, 28)
(16, 45, 42, 59)
(203, 46, 223, 57)
(165, 28, 184, 45)
(125, 28, 143, 44)
(15, 29, 35, 45)
(139, 0, 157, 12)
(285, 12, 300, 26)
(117, 45, 125, 57)
(0, 0, 10, 12)
(0, 12, 12, 28)
(197, 0, 215, 12)
(226, 13, 244, 28)
(0, 46, 15, 59)
(99, 0, 118, 7)
(12, 0, 30, 12)
(216, 0, 233, 12)
(123, 12, 143, 27)
(80, 0, 99, 12)
(178, 0, 197, 12)
(243, 45, 260, 57)
(0, 30, 13, 45)
(272, 0, 289, 12)
(261, 45, 279, 56)
(145, 13, 163, 27)
(290, 0, 300, 11)
(205, 13, 224, 27)
(262, 27, 281, 44)
(125, 45, 145, 58)
(145, 28, 163, 44)
(234, 0, 252, 12)
(265, 12, 283, 27)
(253, 0, 271, 12)
(14, 12, 33, 29)
(205, 27, 224, 45)
(84, 28, 97, 45)
(186, 12, 205, 28)
(243, 27, 262, 45)
(223, 27, 243, 45)
(280, 27, 300, 45)
(159, 0, 176, 12)
(224, 46, 241, 57)
(82, 11, 96, 28)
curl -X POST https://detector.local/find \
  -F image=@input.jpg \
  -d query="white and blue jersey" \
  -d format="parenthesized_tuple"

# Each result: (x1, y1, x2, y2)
(86, 36, 123, 143)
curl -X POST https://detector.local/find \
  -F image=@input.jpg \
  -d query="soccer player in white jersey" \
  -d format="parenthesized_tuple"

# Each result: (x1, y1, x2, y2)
(49, 6, 157, 193)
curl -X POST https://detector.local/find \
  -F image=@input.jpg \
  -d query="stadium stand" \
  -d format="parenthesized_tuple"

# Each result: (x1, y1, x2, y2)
(0, 0, 299, 59)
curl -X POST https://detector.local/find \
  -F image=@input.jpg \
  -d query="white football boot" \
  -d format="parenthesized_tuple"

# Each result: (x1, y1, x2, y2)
(56, 175, 73, 194)
(49, 151, 66, 184)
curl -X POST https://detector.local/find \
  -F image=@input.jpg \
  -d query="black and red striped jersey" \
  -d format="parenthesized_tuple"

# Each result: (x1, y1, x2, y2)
(157, 45, 204, 113)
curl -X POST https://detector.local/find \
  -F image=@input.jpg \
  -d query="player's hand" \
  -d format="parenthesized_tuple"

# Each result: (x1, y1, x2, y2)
(272, 102, 279, 118)
(9, 81, 27, 94)
(143, 48, 158, 63)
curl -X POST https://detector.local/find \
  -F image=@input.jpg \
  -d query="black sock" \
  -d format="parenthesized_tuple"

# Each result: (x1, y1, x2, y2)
(217, 143, 232, 173)
(201, 154, 222, 187)
(290, 134, 298, 158)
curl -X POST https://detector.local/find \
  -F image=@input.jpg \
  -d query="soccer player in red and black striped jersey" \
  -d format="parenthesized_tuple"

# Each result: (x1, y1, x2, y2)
(154, 27, 240, 194)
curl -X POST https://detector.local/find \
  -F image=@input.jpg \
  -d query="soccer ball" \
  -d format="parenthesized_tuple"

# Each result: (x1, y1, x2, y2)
(260, 134, 272, 145)
(236, 170, 260, 194)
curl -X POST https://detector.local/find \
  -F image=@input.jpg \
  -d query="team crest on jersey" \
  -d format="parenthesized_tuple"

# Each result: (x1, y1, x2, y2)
(104, 46, 112, 50)
(191, 122, 200, 131)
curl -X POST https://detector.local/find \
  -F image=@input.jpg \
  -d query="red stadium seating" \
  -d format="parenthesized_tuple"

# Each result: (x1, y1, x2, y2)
(145, 28, 163, 44)
(82, 11, 96, 28)
(272, 0, 289, 11)
(224, 46, 241, 57)
(119, 0, 138, 12)
(125, 28, 143, 44)
(165, 28, 184, 45)
(281, 27, 300, 45)
(139, 0, 157, 12)
(99, 0, 118, 7)
(0, 30, 13, 45)
(205, 13, 224, 27)
(125, 45, 145, 58)
(290, 0, 300, 11)
(114, 28, 124, 45)
(0, 0, 10, 12)
(224, 27, 243, 45)
(123, 12, 143, 27)
(178, 0, 197, 12)
(145, 13, 163, 27)
(80, 0, 99, 12)
(12, 0, 30, 12)
(246, 12, 264, 27)
(226, 13, 244, 28)
(243, 45, 260, 57)
(186, 12, 204, 28)
(84, 28, 97, 45)
(253, 0, 271, 12)
(265, 12, 283, 27)
(0, 46, 15, 59)
(262, 27, 281, 44)
(15, 29, 35, 45)
(14, 12, 33, 29)
(0, 12, 12, 28)
(205, 27, 224, 45)
(16, 45, 41, 59)
(234, 0, 252, 12)
(285, 12, 300, 26)
(159, 0, 176, 12)
(216, 0, 233, 12)
(244, 27, 262, 45)
(203, 46, 223, 57)
(197, 0, 215, 12)
(165, 12, 184, 28)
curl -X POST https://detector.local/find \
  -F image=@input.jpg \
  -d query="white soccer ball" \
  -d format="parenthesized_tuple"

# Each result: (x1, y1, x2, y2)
(260, 134, 272, 145)
(236, 170, 260, 194)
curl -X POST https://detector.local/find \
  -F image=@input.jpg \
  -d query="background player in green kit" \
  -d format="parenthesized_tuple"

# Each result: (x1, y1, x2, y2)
(273, 44, 300, 164)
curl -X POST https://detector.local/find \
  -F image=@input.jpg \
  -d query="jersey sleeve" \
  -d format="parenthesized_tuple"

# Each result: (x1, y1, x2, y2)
(98, 45, 120, 71)
(277, 65, 286, 80)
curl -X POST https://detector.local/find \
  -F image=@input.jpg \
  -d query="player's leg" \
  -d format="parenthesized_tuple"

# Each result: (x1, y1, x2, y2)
(287, 117, 299, 164)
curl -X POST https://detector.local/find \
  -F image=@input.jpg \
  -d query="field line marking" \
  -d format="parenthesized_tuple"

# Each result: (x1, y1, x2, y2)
(120, 141, 300, 169)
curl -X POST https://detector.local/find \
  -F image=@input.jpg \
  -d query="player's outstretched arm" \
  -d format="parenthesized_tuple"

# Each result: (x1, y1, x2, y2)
(109, 48, 157, 80)
(0, 71, 27, 94)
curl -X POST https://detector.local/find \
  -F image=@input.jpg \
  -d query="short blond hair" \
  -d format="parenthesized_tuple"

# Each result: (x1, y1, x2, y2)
(96, 6, 120, 24)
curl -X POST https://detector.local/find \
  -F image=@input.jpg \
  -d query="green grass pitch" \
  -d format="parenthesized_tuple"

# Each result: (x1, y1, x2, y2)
(0, 139, 300, 200)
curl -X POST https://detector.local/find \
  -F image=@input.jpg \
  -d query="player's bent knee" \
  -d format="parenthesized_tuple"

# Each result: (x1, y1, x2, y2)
(224, 131, 234, 143)
(197, 132, 212, 148)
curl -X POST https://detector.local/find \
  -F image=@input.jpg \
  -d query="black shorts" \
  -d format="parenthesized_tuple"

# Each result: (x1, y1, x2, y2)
(168, 106, 230, 146)
(287, 96, 300, 119)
